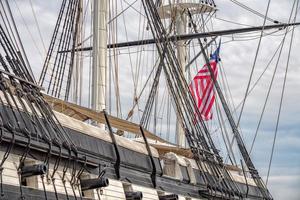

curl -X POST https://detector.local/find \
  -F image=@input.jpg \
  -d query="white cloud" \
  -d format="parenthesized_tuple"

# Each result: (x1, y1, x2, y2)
(266, 175, 300, 200)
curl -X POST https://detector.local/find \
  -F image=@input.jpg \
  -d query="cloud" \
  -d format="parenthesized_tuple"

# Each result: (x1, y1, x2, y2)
(266, 175, 300, 199)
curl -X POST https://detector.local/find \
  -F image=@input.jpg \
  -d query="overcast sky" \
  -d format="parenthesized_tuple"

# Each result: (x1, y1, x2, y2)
(9, 0, 300, 199)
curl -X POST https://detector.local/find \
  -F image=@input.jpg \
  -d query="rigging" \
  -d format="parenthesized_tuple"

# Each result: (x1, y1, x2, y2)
(39, 0, 81, 100)
(62, 22, 300, 52)
(266, 0, 299, 185)
(229, 0, 279, 24)
(187, 7, 272, 199)
(237, 0, 272, 127)
(140, 0, 246, 198)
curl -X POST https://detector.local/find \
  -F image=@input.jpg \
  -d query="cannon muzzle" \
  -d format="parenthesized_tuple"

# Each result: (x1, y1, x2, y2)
(21, 164, 47, 178)
(80, 177, 109, 191)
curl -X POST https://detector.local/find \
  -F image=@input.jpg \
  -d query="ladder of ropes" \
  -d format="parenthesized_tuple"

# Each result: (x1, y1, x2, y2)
(140, 0, 272, 199)
(39, 0, 81, 100)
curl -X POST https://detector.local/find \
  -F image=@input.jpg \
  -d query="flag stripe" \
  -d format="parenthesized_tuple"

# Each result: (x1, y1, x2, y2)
(189, 55, 219, 121)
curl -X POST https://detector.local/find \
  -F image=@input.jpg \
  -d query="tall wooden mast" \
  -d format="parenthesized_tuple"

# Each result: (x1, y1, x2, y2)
(158, 0, 216, 147)
(91, 0, 107, 124)
(175, 8, 188, 147)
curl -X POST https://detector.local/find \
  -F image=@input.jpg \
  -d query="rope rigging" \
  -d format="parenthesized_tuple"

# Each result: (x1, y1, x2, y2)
(229, 0, 279, 24)
(12, 0, 45, 60)
(210, 38, 288, 155)
(236, 0, 272, 127)
(186, 8, 272, 199)
(0, 2, 96, 199)
(266, 0, 299, 185)
(2, 0, 34, 82)
(140, 0, 249, 197)
(28, 0, 47, 54)
(39, 0, 81, 100)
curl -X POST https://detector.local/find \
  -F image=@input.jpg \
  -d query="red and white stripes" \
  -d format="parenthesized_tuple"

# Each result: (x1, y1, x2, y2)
(189, 60, 218, 121)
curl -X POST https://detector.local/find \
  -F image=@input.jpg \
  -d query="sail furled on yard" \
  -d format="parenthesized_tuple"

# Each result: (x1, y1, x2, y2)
(189, 45, 220, 121)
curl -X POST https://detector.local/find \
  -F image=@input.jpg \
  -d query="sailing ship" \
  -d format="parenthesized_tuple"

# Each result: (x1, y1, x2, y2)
(0, 0, 298, 199)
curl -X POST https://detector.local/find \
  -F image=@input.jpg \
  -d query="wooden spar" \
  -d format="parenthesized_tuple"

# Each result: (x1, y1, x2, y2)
(59, 22, 300, 53)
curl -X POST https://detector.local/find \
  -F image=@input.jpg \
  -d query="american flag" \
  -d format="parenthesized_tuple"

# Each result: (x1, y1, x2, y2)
(189, 45, 220, 121)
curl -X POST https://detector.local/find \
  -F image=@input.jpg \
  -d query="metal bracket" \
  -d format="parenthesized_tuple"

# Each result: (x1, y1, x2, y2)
(103, 110, 121, 179)
(139, 126, 156, 188)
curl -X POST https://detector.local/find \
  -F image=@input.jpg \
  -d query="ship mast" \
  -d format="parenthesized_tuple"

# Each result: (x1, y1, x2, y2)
(158, 0, 215, 147)
(71, 0, 83, 105)
(91, 0, 107, 128)
(175, 7, 187, 147)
